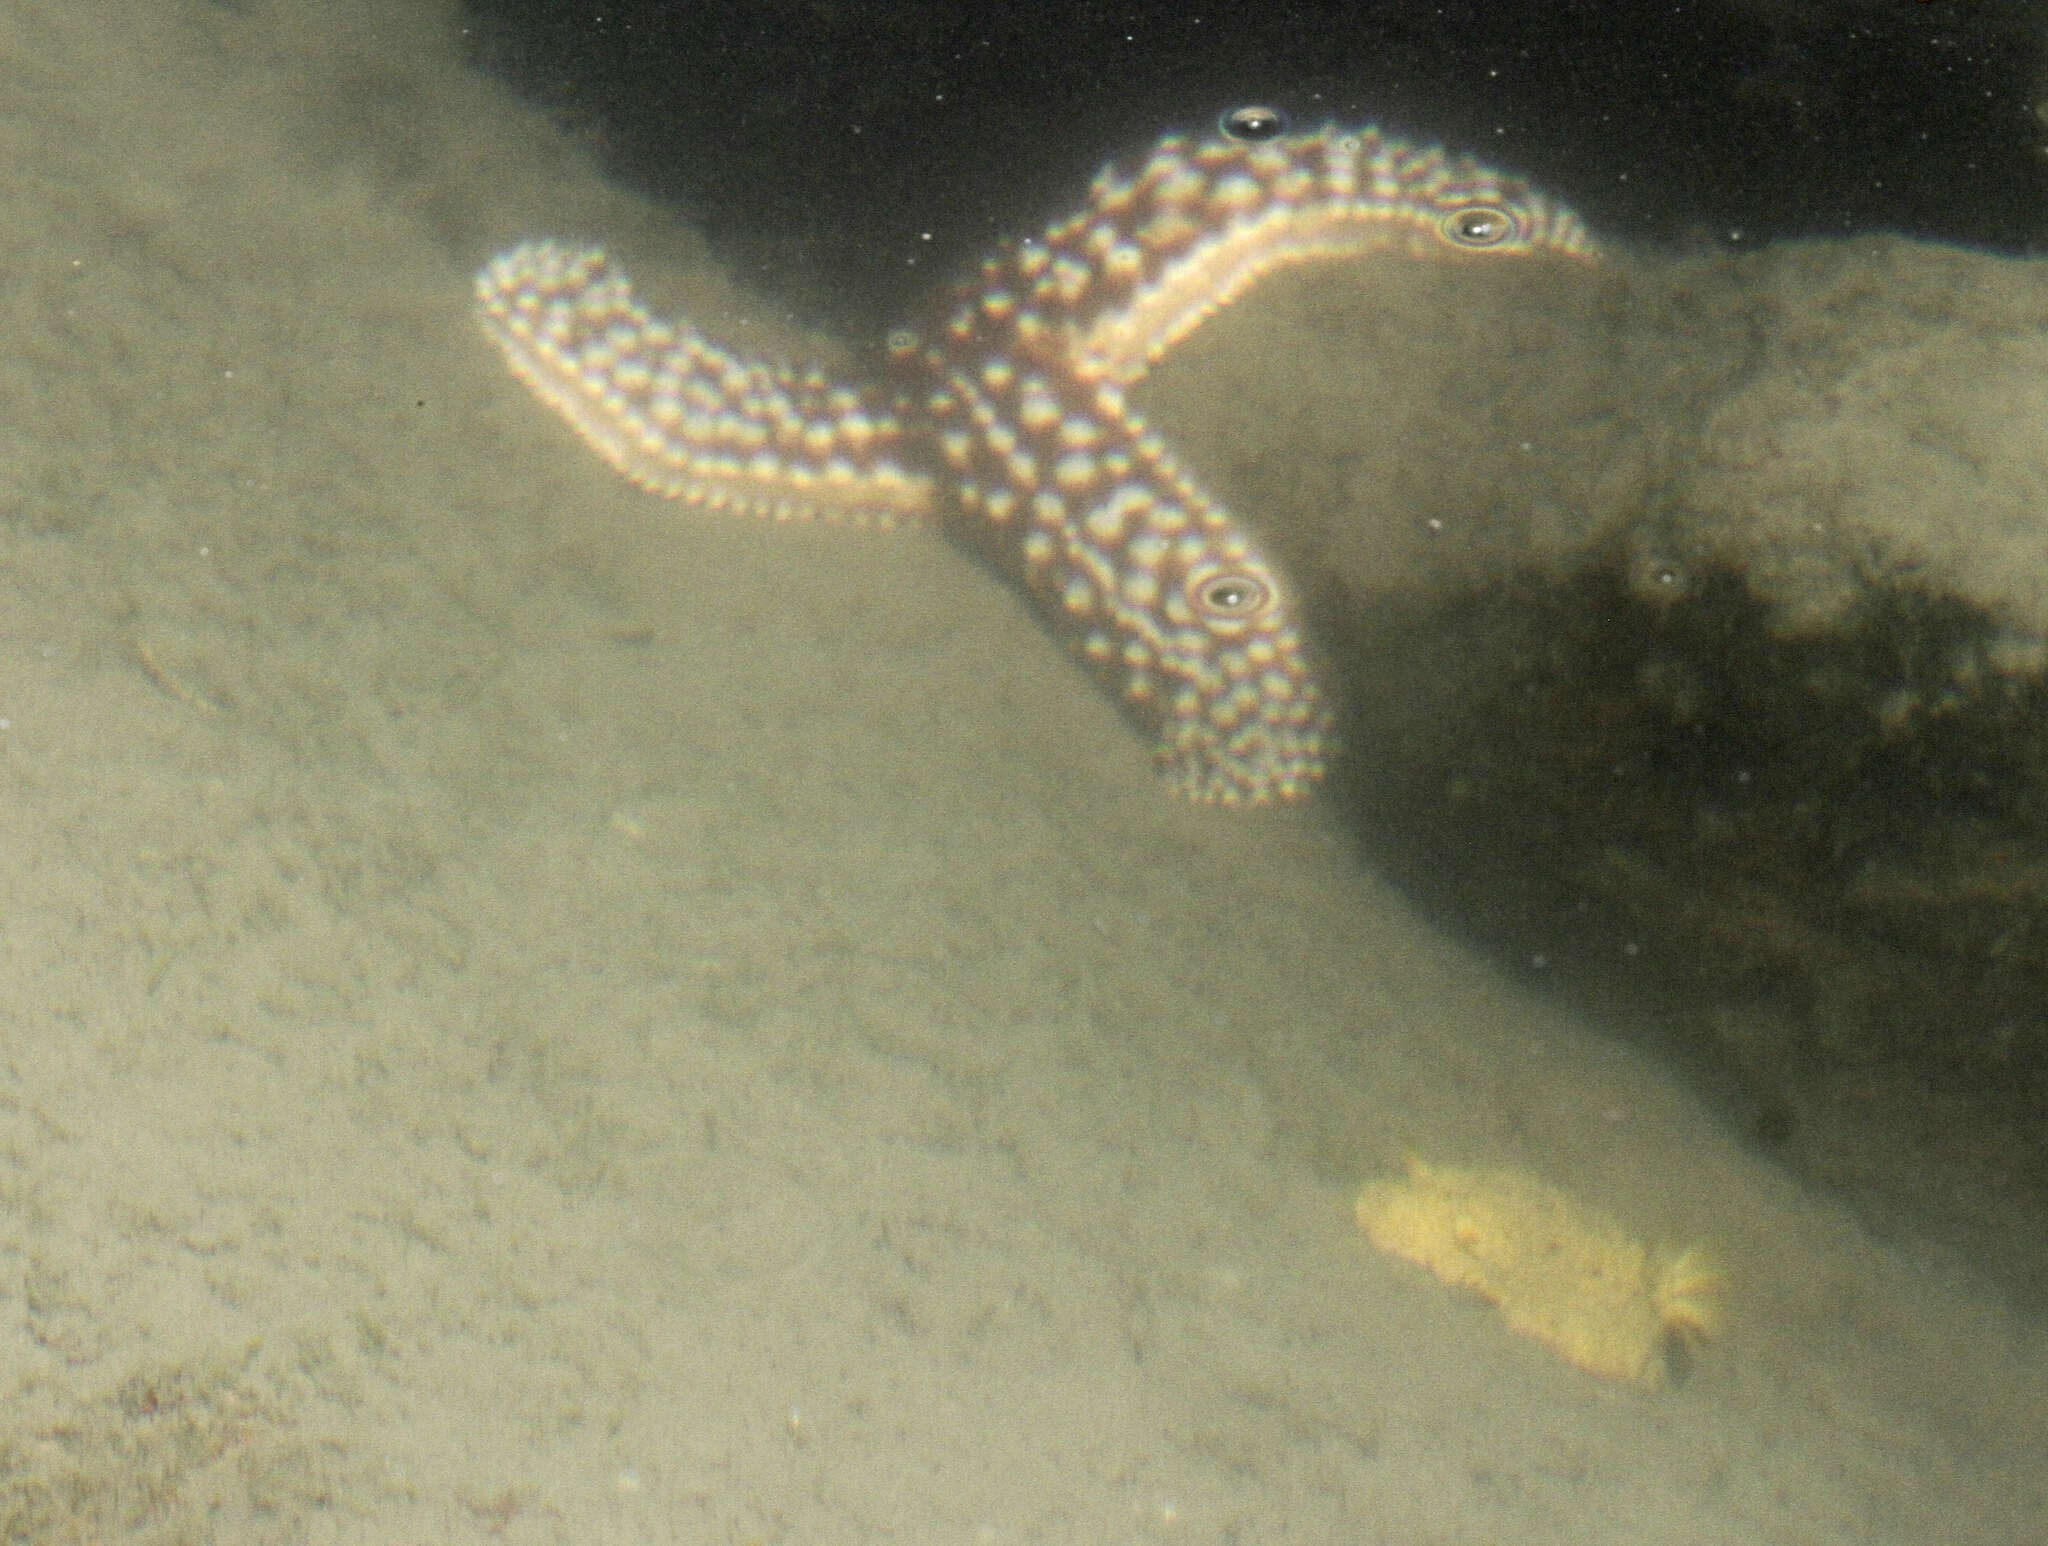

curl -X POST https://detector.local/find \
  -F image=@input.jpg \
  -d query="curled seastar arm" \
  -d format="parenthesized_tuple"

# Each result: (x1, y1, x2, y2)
(1029, 124, 1598, 389)
(475, 241, 935, 528)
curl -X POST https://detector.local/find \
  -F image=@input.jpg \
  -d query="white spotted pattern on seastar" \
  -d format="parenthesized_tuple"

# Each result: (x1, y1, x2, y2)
(476, 118, 1595, 804)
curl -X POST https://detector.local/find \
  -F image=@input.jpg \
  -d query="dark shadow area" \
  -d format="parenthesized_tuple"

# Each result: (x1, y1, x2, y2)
(1320, 556, 2048, 1305)
(463, 0, 2048, 336)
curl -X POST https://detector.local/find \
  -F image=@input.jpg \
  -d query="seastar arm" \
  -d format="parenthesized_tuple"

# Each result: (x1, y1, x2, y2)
(913, 342, 1331, 804)
(475, 241, 934, 528)
(1007, 124, 1598, 389)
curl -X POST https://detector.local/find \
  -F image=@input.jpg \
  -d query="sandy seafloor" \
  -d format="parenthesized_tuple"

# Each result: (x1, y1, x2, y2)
(0, 1, 2041, 1541)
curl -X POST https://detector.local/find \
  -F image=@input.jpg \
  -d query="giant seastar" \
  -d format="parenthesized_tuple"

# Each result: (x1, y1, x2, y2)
(475, 108, 1595, 804)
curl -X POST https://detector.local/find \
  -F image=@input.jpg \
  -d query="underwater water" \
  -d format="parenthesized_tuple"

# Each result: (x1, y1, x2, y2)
(0, 0, 2039, 1540)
